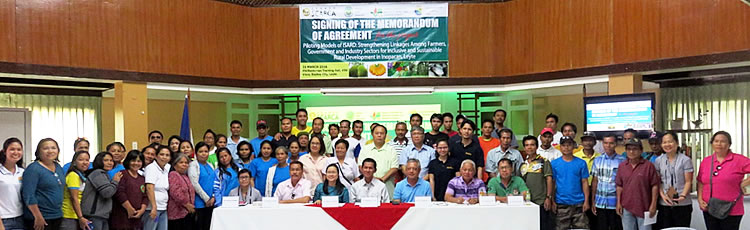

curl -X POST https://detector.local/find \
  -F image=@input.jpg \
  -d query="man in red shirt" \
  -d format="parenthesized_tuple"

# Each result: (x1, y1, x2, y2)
(616, 138, 659, 230)
(478, 119, 500, 181)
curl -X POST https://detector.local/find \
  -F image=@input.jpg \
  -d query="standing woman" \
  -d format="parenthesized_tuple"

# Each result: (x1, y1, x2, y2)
(111, 151, 147, 230)
(167, 154, 195, 230)
(144, 146, 172, 230)
(288, 141, 305, 162)
(313, 164, 350, 204)
(299, 135, 328, 191)
(203, 130, 217, 154)
(140, 145, 158, 175)
(167, 136, 182, 155)
(428, 139, 461, 201)
(654, 132, 694, 229)
(325, 139, 359, 189)
(235, 141, 253, 170)
(0, 138, 25, 230)
(60, 151, 90, 230)
(697, 131, 750, 230)
(249, 141, 278, 197)
(22, 138, 65, 230)
(81, 152, 122, 230)
(63, 138, 90, 173)
(107, 142, 127, 179)
(188, 142, 215, 230)
(207, 135, 227, 168)
(212, 148, 240, 207)
(264, 147, 290, 196)
(179, 140, 194, 160)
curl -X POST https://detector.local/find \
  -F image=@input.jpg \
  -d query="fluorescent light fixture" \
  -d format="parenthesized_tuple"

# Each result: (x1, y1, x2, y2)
(320, 87, 434, 96)
(433, 75, 609, 93)
(146, 83, 320, 95)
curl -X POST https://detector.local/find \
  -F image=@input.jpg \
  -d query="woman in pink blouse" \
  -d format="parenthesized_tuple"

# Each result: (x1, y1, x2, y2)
(167, 154, 195, 230)
(696, 131, 750, 230)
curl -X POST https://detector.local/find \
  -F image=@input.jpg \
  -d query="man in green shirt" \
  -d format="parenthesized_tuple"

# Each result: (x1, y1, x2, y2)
(520, 136, 554, 230)
(487, 158, 529, 203)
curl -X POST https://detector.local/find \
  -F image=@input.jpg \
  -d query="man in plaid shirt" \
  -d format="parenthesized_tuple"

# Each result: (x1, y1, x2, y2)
(591, 134, 627, 230)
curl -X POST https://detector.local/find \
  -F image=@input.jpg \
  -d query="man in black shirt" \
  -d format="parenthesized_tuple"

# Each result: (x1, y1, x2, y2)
(449, 119, 485, 181)
(424, 113, 449, 148)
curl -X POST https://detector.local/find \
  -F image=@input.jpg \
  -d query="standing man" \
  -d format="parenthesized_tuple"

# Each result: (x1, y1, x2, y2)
(311, 117, 332, 155)
(486, 129, 523, 179)
(350, 120, 367, 159)
(391, 122, 410, 155)
(358, 125, 399, 198)
(591, 134, 627, 230)
(331, 120, 351, 154)
(620, 129, 637, 156)
(406, 113, 423, 142)
(227, 120, 249, 160)
(555, 123, 583, 153)
(538, 113, 563, 147)
(449, 120, 484, 181)
(616, 139, 659, 230)
(291, 108, 312, 136)
(148, 130, 164, 146)
(538, 128, 563, 161)
(490, 109, 518, 148)
(551, 136, 591, 230)
(441, 112, 458, 137)
(424, 114, 449, 148)
(399, 127, 435, 180)
(520, 136, 554, 230)
(574, 132, 601, 185)
(478, 119, 500, 181)
(250, 120, 273, 157)
(271, 117, 297, 149)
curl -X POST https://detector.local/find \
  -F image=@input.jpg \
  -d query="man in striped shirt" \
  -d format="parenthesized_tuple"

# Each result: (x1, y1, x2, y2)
(591, 134, 627, 230)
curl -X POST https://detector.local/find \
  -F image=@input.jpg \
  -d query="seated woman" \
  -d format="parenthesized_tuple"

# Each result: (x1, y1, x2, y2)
(229, 169, 262, 205)
(313, 164, 350, 204)
(264, 146, 290, 197)
(444, 159, 486, 204)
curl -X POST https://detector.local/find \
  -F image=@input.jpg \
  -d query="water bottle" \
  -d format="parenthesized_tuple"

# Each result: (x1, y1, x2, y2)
(524, 192, 531, 202)
(478, 187, 486, 196)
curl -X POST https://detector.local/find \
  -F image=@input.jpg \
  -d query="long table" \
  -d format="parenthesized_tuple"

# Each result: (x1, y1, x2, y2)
(211, 202, 540, 230)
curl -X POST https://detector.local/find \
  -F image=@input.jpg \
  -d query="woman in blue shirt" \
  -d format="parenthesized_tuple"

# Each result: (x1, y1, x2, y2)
(188, 142, 215, 230)
(235, 141, 253, 170)
(22, 138, 65, 230)
(264, 146, 290, 196)
(249, 141, 278, 197)
(212, 148, 240, 207)
(106, 142, 127, 179)
(313, 164, 350, 204)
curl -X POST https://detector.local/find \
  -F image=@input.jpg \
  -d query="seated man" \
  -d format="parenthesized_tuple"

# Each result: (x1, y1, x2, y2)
(393, 159, 432, 203)
(487, 158, 528, 202)
(274, 161, 312, 203)
(444, 160, 486, 204)
(350, 158, 390, 203)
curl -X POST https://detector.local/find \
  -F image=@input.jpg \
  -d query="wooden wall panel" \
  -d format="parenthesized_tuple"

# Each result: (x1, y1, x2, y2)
(15, 0, 72, 66)
(529, 0, 573, 72)
(447, 3, 497, 77)
(247, 7, 299, 81)
(0, 0, 15, 62)
(612, 0, 662, 63)
(497, 0, 534, 76)
(569, 0, 613, 68)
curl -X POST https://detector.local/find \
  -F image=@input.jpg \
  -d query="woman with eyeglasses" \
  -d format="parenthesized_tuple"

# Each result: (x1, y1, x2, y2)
(696, 131, 750, 230)
(229, 169, 261, 206)
(654, 132, 693, 229)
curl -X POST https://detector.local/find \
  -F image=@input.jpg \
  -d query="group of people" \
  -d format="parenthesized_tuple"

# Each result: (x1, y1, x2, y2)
(0, 108, 748, 230)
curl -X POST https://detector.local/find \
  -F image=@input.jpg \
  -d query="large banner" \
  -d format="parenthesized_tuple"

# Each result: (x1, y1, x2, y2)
(299, 3, 449, 79)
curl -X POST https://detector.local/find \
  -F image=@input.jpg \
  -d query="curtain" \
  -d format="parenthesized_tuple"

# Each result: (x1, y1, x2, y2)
(0, 93, 101, 164)
(660, 82, 749, 159)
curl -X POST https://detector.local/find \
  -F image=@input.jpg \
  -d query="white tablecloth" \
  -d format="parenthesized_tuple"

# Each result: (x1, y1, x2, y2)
(211, 202, 540, 230)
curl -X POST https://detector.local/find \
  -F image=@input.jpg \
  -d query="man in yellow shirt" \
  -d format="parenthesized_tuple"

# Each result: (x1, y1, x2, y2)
(555, 123, 583, 153)
(291, 108, 312, 136)
(573, 131, 601, 185)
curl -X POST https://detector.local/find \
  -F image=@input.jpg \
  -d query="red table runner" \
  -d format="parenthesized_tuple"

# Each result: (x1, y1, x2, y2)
(306, 203, 413, 229)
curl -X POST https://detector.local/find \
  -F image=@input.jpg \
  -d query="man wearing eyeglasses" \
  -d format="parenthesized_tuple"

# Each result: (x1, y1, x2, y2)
(615, 138, 659, 230)
(149, 130, 164, 145)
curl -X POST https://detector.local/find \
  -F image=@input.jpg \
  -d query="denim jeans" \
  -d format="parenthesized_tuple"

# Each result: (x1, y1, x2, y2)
(1, 216, 24, 230)
(142, 210, 168, 230)
(621, 209, 651, 230)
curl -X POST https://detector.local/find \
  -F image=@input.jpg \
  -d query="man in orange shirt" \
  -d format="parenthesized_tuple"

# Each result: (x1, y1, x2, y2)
(478, 119, 500, 181)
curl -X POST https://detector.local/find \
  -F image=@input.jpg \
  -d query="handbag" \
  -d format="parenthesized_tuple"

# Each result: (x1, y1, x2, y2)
(707, 156, 742, 219)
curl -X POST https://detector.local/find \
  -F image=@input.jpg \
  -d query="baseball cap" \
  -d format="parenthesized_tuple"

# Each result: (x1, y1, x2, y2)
(581, 131, 596, 141)
(256, 120, 268, 129)
(541, 128, 555, 136)
(560, 136, 576, 145)
(624, 138, 643, 148)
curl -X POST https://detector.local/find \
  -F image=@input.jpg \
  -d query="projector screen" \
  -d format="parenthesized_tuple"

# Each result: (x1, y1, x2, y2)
(307, 104, 442, 141)
(584, 93, 655, 138)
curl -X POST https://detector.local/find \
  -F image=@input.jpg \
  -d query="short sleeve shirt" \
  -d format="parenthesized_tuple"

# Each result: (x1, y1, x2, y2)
(615, 159, 659, 218)
(144, 162, 171, 210)
(697, 152, 750, 215)
(487, 176, 528, 197)
(393, 179, 431, 203)
(358, 143, 399, 179)
(62, 172, 85, 219)
(399, 145, 436, 178)
(590, 153, 627, 209)
(449, 139, 485, 168)
(0, 165, 24, 218)
(445, 177, 486, 200)
(520, 155, 552, 205)
(551, 157, 589, 205)
(485, 145, 523, 176)
(653, 154, 694, 206)
(274, 178, 312, 201)
(427, 158, 461, 201)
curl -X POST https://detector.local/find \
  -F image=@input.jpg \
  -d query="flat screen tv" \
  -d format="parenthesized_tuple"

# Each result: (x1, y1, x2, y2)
(583, 93, 655, 139)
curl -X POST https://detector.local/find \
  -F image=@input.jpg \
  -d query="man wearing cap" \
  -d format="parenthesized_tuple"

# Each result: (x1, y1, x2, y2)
(539, 113, 564, 147)
(551, 136, 591, 230)
(486, 129, 523, 179)
(574, 132, 602, 185)
(643, 132, 663, 163)
(616, 138, 659, 230)
(250, 119, 273, 157)
(620, 128, 638, 156)
(538, 128, 563, 161)
(591, 134, 627, 230)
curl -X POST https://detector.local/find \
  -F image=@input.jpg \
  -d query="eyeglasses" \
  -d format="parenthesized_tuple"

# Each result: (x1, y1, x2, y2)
(239, 176, 251, 180)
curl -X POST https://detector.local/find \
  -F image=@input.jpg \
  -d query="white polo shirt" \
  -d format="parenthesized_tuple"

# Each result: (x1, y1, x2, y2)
(0, 165, 24, 218)
(144, 162, 171, 210)
(274, 178, 312, 201)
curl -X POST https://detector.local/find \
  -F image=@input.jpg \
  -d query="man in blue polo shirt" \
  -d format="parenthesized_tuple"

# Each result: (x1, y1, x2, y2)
(393, 159, 432, 203)
(552, 136, 590, 230)
(249, 120, 273, 157)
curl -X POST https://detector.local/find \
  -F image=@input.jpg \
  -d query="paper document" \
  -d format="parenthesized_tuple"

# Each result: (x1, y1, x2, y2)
(643, 211, 657, 225)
